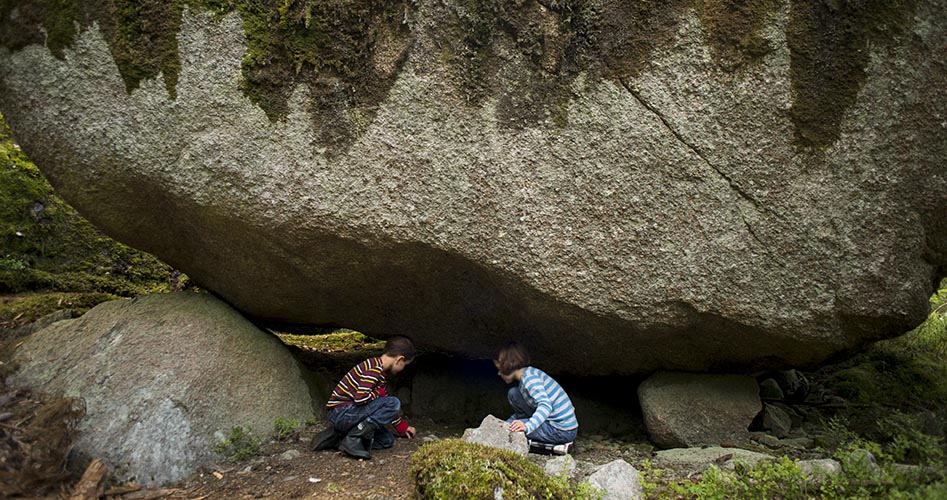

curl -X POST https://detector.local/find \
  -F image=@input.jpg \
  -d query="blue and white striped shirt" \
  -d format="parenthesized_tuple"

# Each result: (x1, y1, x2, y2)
(518, 366, 578, 434)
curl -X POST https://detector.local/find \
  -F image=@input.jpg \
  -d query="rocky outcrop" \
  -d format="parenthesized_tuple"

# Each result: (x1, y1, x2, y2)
(0, 1, 945, 375)
(9, 292, 315, 486)
(638, 371, 761, 448)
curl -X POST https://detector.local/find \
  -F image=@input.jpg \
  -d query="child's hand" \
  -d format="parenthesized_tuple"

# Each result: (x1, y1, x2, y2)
(405, 426, 417, 439)
(508, 420, 526, 433)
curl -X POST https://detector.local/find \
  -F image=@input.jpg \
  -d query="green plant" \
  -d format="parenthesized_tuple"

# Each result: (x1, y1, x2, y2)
(659, 453, 947, 500)
(273, 417, 298, 441)
(636, 459, 667, 498)
(215, 426, 260, 461)
(0, 256, 26, 271)
(877, 413, 945, 465)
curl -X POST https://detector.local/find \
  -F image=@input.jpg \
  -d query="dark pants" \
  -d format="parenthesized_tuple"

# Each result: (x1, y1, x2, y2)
(507, 387, 578, 445)
(327, 396, 400, 449)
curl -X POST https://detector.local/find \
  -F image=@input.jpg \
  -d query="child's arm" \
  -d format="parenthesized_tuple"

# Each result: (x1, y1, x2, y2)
(521, 379, 553, 434)
(392, 416, 415, 438)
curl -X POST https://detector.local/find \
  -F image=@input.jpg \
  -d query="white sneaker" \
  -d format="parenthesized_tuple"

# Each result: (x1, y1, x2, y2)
(552, 442, 573, 455)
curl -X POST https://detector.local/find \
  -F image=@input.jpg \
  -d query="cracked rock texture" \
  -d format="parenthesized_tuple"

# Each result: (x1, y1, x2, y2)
(9, 292, 315, 485)
(0, 1, 945, 375)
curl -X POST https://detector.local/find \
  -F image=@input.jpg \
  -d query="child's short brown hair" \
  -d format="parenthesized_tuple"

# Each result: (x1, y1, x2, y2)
(384, 335, 416, 361)
(494, 341, 530, 375)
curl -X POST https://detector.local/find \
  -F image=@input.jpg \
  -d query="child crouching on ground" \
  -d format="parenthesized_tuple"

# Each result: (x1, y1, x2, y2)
(311, 335, 417, 459)
(494, 341, 578, 455)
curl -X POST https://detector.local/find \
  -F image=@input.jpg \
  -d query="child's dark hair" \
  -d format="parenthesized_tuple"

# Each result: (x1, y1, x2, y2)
(494, 341, 530, 375)
(384, 335, 416, 361)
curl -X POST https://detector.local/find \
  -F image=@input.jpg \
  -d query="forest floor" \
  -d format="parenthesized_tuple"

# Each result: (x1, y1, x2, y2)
(172, 420, 651, 500)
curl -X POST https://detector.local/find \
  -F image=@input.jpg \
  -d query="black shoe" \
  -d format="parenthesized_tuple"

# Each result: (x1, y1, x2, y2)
(339, 420, 377, 460)
(310, 426, 343, 451)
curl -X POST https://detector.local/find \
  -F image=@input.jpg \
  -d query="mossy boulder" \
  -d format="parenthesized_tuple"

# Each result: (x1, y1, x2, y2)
(411, 439, 596, 499)
(9, 291, 316, 486)
(0, 1, 944, 375)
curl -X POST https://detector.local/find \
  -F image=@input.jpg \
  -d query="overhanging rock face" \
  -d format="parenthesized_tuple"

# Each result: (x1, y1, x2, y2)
(0, 1, 945, 375)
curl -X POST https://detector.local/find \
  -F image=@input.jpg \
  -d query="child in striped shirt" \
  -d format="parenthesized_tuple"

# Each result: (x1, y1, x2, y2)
(311, 336, 416, 459)
(494, 341, 578, 455)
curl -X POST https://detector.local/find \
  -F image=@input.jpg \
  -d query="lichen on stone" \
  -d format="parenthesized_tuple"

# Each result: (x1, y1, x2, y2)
(0, 0, 185, 97)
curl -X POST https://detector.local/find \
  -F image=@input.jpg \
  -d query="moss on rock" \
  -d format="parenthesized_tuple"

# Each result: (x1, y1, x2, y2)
(0, 113, 181, 304)
(696, 0, 781, 68)
(0, 0, 927, 149)
(0, 0, 185, 96)
(221, 0, 414, 151)
(787, 0, 920, 149)
(412, 439, 596, 499)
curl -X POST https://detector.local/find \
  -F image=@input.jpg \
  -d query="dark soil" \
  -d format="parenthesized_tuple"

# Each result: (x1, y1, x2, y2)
(182, 421, 447, 500)
(175, 420, 635, 500)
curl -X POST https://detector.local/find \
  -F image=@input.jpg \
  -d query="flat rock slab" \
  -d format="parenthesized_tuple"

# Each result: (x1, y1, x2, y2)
(10, 292, 316, 486)
(654, 447, 774, 471)
(462, 415, 529, 456)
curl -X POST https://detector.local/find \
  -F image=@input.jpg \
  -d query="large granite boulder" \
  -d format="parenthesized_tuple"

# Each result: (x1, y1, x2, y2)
(8, 292, 316, 486)
(0, 1, 945, 375)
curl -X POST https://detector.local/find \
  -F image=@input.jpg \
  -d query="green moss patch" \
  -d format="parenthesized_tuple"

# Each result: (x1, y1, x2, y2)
(0, 113, 182, 302)
(412, 439, 598, 499)
(274, 329, 383, 354)
(0, 292, 117, 329)
(0, 0, 185, 97)
(696, 0, 781, 68)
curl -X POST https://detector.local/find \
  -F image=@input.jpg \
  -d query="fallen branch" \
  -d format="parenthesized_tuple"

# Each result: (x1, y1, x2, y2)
(123, 488, 181, 500)
(104, 484, 142, 495)
(67, 459, 107, 500)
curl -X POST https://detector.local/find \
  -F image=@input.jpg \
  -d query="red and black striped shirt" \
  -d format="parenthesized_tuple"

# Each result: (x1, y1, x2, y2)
(326, 356, 409, 434)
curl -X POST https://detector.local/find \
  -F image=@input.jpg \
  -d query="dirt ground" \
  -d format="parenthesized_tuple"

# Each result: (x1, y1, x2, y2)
(173, 420, 636, 500)
(180, 420, 449, 500)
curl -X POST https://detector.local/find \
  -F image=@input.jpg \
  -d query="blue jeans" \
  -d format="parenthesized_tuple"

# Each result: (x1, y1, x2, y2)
(327, 396, 401, 449)
(507, 387, 578, 445)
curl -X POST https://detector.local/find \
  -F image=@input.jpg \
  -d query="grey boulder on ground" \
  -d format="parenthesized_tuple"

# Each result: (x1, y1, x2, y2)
(638, 371, 762, 448)
(586, 459, 645, 500)
(760, 403, 793, 438)
(462, 414, 528, 457)
(9, 292, 315, 486)
(0, 1, 945, 375)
